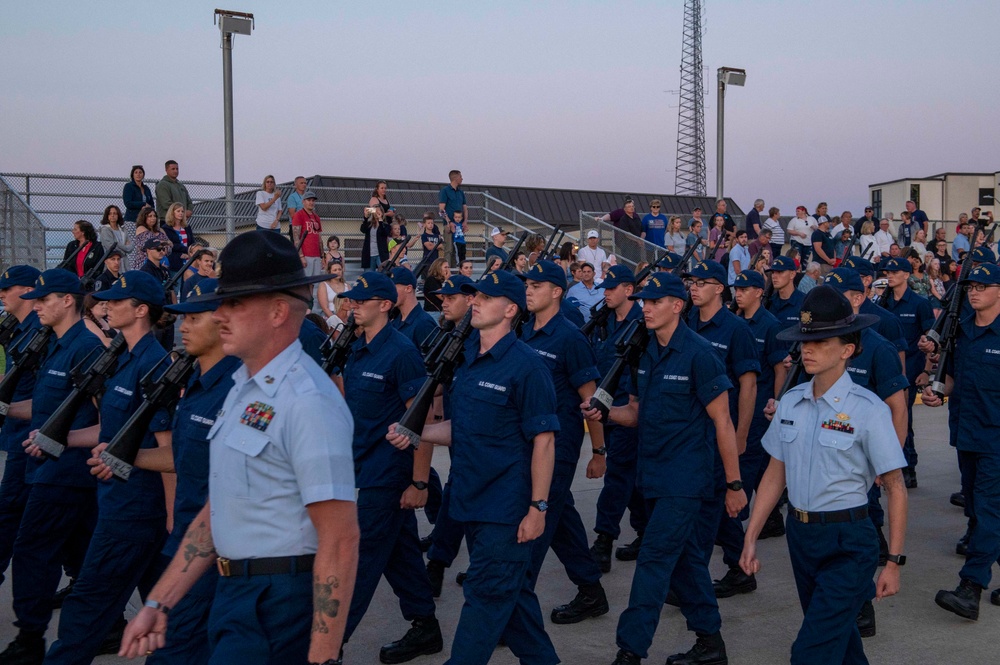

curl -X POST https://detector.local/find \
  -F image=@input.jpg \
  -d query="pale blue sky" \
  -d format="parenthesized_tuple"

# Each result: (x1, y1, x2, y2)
(2, 0, 998, 216)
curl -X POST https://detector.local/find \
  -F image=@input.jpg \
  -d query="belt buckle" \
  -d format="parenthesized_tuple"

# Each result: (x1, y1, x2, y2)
(217, 557, 232, 577)
(793, 508, 809, 524)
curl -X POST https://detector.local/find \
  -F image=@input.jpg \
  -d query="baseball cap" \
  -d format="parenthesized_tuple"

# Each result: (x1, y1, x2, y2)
(0, 265, 42, 289)
(21, 269, 85, 299)
(303, 191, 318, 200)
(630, 272, 686, 301)
(882, 257, 912, 274)
(597, 265, 636, 290)
(769, 256, 797, 273)
(961, 263, 1000, 285)
(732, 270, 765, 290)
(341, 272, 398, 303)
(685, 260, 728, 285)
(92, 270, 166, 306)
(144, 237, 168, 251)
(166, 279, 222, 313)
(841, 256, 875, 278)
(657, 253, 685, 271)
(433, 275, 474, 295)
(390, 266, 417, 288)
(460, 269, 526, 311)
(824, 268, 865, 294)
(971, 246, 996, 264)
(587, 230, 599, 239)
(520, 260, 567, 290)
(490, 227, 507, 238)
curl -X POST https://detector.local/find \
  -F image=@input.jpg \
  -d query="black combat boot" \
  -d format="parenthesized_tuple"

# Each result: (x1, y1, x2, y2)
(991, 588, 1000, 606)
(97, 615, 128, 655)
(712, 567, 757, 598)
(615, 532, 643, 561)
(590, 533, 614, 573)
(419, 535, 433, 553)
(935, 579, 982, 620)
(610, 649, 641, 665)
(50, 578, 76, 609)
(956, 528, 971, 556)
(0, 631, 45, 665)
(666, 631, 728, 665)
(426, 559, 445, 598)
(551, 582, 610, 624)
(950, 491, 966, 508)
(856, 599, 876, 637)
(378, 616, 444, 664)
(758, 506, 785, 539)
(902, 466, 917, 489)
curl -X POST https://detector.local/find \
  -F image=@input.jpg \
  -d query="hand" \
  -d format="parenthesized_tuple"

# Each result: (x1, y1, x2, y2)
(385, 423, 414, 450)
(917, 335, 936, 354)
(921, 386, 943, 407)
(875, 564, 901, 600)
(736, 435, 748, 456)
(781, 355, 792, 370)
(580, 401, 603, 423)
(400, 485, 428, 510)
(739, 537, 759, 576)
(22, 429, 43, 458)
(272, 190, 282, 201)
(87, 443, 114, 481)
(763, 398, 777, 422)
(301, 256, 307, 267)
(586, 454, 606, 479)
(725, 488, 748, 518)
(118, 606, 168, 658)
(517, 509, 545, 543)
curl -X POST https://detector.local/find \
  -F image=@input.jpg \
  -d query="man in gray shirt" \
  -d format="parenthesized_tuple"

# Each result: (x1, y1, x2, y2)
(155, 160, 194, 223)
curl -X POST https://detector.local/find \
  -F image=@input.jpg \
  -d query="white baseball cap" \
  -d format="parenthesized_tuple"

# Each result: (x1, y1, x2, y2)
(587, 230, 599, 239)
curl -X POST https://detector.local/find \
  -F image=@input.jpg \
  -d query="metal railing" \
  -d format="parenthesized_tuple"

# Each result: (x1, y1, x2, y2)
(579, 212, 676, 271)
(0, 174, 47, 269)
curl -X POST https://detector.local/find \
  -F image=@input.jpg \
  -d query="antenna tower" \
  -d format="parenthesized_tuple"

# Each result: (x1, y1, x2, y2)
(674, 0, 706, 195)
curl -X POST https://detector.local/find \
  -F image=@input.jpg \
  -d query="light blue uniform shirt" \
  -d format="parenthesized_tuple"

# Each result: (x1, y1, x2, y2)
(208, 340, 355, 560)
(762, 370, 906, 512)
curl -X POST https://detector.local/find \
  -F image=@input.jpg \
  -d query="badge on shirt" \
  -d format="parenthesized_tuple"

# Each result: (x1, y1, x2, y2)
(821, 415, 854, 434)
(240, 401, 275, 432)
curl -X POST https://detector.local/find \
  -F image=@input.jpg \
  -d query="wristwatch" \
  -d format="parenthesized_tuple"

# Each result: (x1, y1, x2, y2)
(530, 500, 549, 513)
(144, 599, 170, 615)
(886, 554, 907, 566)
(411, 480, 429, 491)
(592, 446, 607, 456)
(726, 480, 744, 491)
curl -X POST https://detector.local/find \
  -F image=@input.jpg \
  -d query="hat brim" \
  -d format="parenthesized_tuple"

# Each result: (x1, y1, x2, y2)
(186, 273, 330, 303)
(629, 288, 685, 301)
(22, 287, 82, 300)
(776, 313, 879, 342)
(165, 301, 219, 314)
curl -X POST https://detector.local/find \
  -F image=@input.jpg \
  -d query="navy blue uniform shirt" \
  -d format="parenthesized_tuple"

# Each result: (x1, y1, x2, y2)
(97, 332, 172, 522)
(298, 317, 327, 365)
(630, 321, 731, 499)
(26, 318, 103, 487)
(882, 287, 935, 380)
(768, 289, 805, 329)
(0, 311, 42, 454)
(591, 302, 644, 407)
(945, 313, 1000, 454)
(343, 325, 425, 489)
(860, 298, 907, 354)
(449, 331, 559, 525)
(521, 312, 601, 463)
(392, 306, 438, 350)
(743, 306, 786, 416)
(847, 328, 908, 400)
(688, 306, 761, 423)
(163, 355, 240, 558)
(560, 298, 586, 327)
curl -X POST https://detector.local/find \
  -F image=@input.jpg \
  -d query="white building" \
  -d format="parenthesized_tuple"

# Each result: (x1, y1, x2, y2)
(868, 171, 998, 221)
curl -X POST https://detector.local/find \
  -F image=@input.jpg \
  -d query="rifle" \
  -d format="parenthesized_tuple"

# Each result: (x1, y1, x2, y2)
(32, 333, 127, 460)
(539, 229, 565, 261)
(776, 342, 805, 400)
(393, 308, 476, 450)
(163, 253, 199, 300)
(674, 235, 704, 275)
(56, 244, 86, 272)
(0, 312, 20, 349)
(0, 326, 53, 427)
(81, 243, 116, 292)
(500, 231, 529, 273)
(100, 350, 197, 480)
(927, 220, 989, 398)
(587, 319, 650, 422)
(413, 239, 443, 280)
(581, 252, 668, 339)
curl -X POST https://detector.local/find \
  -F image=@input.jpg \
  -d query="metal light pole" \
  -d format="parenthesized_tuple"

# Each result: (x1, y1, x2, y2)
(715, 66, 746, 203)
(215, 10, 254, 243)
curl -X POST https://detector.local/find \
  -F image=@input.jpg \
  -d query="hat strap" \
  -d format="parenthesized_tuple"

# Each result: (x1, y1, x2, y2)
(802, 313, 856, 333)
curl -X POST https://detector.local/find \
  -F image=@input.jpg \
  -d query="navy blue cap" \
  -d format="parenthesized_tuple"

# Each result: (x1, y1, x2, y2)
(433, 274, 474, 295)
(961, 263, 1000, 285)
(685, 260, 727, 284)
(597, 264, 636, 289)
(657, 252, 685, 271)
(630, 271, 687, 301)
(769, 256, 797, 273)
(972, 246, 996, 264)
(732, 270, 765, 289)
(520, 260, 567, 291)
(390, 266, 417, 288)
(882, 257, 912, 274)
(92, 270, 166, 306)
(824, 268, 866, 294)
(842, 256, 875, 278)
(143, 237, 169, 251)
(0, 265, 41, 289)
(460, 270, 526, 311)
(165, 279, 221, 313)
(21, 269, 85, 299)
(341, 271, 398, 303)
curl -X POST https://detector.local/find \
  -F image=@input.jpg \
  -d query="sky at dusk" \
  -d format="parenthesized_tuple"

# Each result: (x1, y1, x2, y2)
(2, 0, 998, 218)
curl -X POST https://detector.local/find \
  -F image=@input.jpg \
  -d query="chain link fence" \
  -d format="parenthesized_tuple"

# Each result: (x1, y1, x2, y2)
(0, 174, 47, 270)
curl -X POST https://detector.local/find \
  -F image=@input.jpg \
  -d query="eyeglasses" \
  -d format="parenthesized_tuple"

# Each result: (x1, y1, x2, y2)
(650, 205, 661, 209)
(691, 279, 722, 289)
(965, 283, 1000, 293)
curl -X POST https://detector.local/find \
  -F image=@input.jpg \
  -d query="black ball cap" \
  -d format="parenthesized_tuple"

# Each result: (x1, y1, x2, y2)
(776, 284, 878, 342)
(186, 231, 329, 303)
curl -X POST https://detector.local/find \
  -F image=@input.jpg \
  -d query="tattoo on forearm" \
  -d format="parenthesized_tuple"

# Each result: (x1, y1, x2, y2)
(312, 575, 341, 634)
(180, 520, 216, 572)
(880, 469, 904, 492)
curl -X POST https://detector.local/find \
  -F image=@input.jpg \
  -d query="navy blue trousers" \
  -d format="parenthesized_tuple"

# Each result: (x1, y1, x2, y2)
(595, 425, 647, 539)
(207, 569, 313, 665)
(903, 384, 918, 469)
(617, 495, 720, 658)
(525, 460, 601, 590)
(344, 486, 436, 642)
(426, 466, 443, 524)
(958, 450, 1000, 589)
(11, 484, 96, 634)
(446, 522, 559, 665)
(427, 480, 465, 567)
(146, 555, 218, 665)
(45, 518, 166, 665)
(786, 512, 876, 665)
(0, 448, 30, 587)
(715, 444, 766, 568)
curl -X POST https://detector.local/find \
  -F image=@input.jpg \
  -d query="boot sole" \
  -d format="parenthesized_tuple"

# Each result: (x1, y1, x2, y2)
(858, 625, 876, 638)
(714, 580, 757, 599)
(379, 638, 444, 664)
(615, 551, 639, 561)
(666, 656, 728, 665)
(934, 592, 979, 621)
(550, 602, 610, 625)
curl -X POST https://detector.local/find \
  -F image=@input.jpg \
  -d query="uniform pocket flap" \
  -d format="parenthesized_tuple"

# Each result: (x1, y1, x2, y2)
(223, 427, 270, 457)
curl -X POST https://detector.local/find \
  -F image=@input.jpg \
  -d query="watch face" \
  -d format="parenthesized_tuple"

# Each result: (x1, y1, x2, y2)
(535, 500, 548, 512)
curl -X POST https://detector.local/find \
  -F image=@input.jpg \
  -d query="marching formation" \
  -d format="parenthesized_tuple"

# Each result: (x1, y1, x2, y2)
(0, 209, 997, 665)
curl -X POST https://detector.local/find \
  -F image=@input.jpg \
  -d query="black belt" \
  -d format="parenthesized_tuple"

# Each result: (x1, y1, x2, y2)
(789, 504, 868, 525)
(216, 554, 315, 577)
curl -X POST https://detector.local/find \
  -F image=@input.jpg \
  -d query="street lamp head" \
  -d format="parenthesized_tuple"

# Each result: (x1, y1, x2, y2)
(718, 67, 747, 87)
(215, 9, 254, 36)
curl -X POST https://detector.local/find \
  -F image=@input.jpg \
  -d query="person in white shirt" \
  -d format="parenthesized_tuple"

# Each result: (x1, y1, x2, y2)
(874, 218, 895, 258)
(255, 175, 284, 232)
(577, 230, 609, 267)
(786, 206, 815, 264)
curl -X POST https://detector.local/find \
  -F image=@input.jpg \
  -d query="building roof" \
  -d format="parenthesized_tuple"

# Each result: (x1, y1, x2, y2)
(869, 171, 999, 188)
(191, 175, 745, 232)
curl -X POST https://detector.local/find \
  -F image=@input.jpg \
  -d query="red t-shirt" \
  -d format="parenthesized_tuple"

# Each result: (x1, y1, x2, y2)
(292, 210, 322, 258)
(76, 242, 92, 277)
